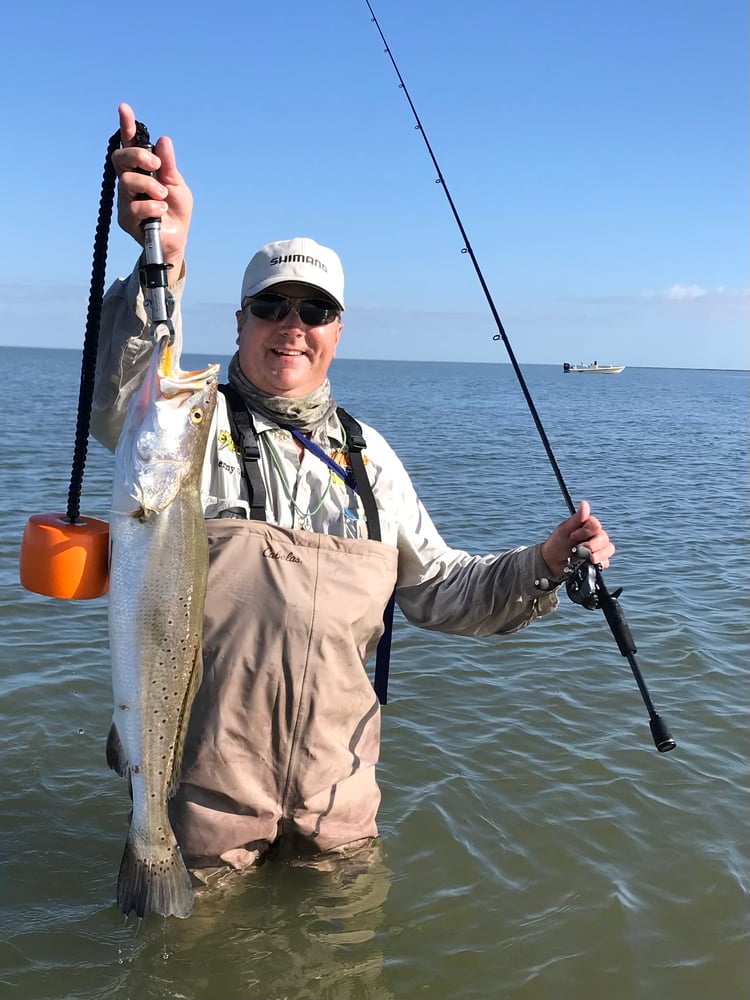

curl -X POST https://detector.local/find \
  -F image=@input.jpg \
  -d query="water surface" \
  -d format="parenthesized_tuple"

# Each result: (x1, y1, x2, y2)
(1, 348, 747, 998)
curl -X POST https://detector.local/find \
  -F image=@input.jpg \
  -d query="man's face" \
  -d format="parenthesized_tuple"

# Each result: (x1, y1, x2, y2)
(235, 282, 343, 397)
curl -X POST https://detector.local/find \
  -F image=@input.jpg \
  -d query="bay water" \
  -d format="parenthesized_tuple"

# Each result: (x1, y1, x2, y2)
(1, 347, 747, 999)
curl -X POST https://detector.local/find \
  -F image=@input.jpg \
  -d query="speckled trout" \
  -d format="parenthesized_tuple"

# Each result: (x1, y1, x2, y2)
(106, 328, 219, 919)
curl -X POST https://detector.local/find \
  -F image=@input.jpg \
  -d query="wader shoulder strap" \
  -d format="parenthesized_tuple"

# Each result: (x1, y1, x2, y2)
(218, 384, 267, 521)
(337, 407, 395, 705)
(336, 408, 381, 542)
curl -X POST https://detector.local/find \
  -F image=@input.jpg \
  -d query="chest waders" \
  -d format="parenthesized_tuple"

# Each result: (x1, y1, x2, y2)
(169, 388, 398, 868)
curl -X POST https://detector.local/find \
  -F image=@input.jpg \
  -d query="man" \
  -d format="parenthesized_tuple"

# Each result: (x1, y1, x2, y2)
(92, 104, 615, 874)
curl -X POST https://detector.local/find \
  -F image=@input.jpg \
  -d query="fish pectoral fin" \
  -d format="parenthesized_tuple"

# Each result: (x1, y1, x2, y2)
(106, 721, 129, 777)
(167, 647, 204, 799)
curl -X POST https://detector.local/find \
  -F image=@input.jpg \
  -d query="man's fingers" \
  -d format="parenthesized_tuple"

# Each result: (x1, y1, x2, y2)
(114, 106, 183, 192)
(110, 103, 192, 265)
(152, 136, 183, 187)
(117, 102, 137, 146)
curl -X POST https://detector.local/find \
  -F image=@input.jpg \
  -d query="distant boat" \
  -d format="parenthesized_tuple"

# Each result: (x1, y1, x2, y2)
(563, 362, 625, 375)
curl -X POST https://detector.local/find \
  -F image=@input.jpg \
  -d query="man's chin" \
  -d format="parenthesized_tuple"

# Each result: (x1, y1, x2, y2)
(264, 370, 317, 398)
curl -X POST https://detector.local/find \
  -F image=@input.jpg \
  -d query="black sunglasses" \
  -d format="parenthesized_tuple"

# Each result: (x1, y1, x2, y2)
(246, 292, 340, 327)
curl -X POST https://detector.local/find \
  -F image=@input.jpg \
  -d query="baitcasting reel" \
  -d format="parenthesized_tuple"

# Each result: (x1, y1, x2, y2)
(563, 545, 602, 610)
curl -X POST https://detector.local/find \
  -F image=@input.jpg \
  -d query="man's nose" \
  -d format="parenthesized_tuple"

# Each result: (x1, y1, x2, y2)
(279, 306, 305, 331)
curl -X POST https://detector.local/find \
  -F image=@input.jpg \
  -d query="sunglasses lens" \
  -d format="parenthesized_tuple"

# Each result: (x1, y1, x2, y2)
(297, 300, 339, 326)
(248, 294, 290, 321)
(249, 294, 339, 326)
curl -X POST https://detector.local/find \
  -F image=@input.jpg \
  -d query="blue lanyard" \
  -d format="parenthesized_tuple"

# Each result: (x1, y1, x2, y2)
(283, 426, 359, 493)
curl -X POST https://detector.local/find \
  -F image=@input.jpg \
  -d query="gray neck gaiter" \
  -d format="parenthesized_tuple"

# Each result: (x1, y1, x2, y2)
(227, 352, 336, 433)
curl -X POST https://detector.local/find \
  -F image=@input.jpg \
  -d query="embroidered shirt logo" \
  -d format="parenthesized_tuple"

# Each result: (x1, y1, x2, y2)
(263, 546, 302, 564)
(218, 429, 240, 454)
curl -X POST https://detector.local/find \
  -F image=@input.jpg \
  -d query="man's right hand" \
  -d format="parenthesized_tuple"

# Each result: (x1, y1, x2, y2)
(111, 102, 193, 283)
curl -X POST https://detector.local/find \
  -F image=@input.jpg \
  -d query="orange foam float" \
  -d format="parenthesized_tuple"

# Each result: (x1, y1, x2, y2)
(20, 513, 109, 600)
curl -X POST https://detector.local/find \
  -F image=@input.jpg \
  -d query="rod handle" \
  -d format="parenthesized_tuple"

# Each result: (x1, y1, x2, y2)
(649, 714, 676, 753)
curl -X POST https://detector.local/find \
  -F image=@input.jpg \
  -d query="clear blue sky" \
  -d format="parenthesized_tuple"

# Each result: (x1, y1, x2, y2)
(2, 0, 747, 369)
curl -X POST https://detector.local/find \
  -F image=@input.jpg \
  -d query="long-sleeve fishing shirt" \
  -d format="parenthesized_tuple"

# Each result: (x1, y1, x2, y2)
(91, 265, 561, 637)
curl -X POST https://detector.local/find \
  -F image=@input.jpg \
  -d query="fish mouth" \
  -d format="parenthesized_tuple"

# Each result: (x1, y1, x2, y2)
(156, 335, 221, 397)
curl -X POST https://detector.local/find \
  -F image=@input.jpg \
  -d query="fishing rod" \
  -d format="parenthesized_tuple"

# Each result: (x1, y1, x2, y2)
(364, 0, 676, 754)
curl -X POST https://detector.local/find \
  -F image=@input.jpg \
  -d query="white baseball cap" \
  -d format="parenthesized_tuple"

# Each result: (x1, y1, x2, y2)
(240, 237, 345, 311)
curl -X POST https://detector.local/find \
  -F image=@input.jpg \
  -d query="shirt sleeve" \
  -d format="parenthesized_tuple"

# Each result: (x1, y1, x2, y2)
(90, 261, 185, 452)
(363, 426, 560, 636)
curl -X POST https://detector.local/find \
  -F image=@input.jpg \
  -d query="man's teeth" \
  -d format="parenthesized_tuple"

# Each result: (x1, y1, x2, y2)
(274, 349, 303, 356)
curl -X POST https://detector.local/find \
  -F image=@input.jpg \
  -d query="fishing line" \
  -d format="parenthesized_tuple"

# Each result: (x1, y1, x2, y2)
(364, 0, 676, 753)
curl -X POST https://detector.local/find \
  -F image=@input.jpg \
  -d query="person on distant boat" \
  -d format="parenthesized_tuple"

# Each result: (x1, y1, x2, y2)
(92, 103, 616, 878)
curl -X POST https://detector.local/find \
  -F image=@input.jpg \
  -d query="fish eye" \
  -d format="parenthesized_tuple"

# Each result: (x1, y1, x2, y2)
(190, 407, 205, 424)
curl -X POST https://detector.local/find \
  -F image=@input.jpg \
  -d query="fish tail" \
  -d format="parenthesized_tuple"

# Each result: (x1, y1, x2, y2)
(117, 832, 194, 919)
